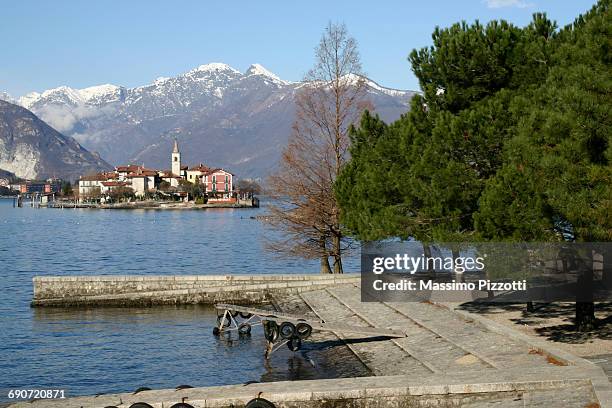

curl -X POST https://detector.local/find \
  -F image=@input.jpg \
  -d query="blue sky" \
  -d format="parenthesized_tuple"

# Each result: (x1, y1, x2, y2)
(0, 0, 597, 96)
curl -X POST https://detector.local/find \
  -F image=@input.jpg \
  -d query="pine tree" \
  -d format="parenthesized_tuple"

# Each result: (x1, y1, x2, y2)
(336, 1, 611, 331)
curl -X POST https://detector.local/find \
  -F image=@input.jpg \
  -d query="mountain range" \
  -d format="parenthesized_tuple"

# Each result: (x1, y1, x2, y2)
(0, 100, 112, 181)
(2, 63, 417, 179)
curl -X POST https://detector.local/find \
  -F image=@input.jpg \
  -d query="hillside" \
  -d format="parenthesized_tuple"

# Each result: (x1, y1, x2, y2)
(0, 100, 112, 180)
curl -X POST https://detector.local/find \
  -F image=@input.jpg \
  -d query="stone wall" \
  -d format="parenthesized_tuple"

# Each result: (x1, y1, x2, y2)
(31, 274, 360, 307)
(7, 372, 597, 408)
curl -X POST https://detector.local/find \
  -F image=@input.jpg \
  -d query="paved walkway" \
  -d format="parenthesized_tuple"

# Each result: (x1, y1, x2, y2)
(585, 354, 612, 381)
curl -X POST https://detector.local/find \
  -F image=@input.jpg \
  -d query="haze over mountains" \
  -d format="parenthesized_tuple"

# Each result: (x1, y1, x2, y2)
(2, 63, 417, 178)
(0, 100, 111, 180)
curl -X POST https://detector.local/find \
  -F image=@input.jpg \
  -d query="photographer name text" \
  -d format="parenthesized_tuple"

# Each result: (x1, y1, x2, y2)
(372, 279, 527, 292)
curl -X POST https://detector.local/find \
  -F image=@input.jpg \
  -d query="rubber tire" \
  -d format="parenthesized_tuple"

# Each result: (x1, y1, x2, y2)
(217, 314, 230, 328)
(279, 322, 296, 339)
(212, 326, 220, 336)
(263, 321, 279, 342)
(239, 311, 253, 319)
(129, 404, 154, 408)
(295, 323, 312, 339)
(238, 322, 252, 335)
(246, 397, 276, 408)
(170, 404, 195, 408)
(287, 337, 302, 352)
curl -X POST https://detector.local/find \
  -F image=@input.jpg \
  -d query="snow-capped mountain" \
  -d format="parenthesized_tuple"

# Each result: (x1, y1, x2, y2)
(0, 92, 17, 105)
(21, 84, 123, 108)
(2, 63, 417, 178)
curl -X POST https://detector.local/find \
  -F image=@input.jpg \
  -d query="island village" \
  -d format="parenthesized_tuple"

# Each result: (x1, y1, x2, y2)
(76, 139, 257, 208)
(9, 139, 258, 209)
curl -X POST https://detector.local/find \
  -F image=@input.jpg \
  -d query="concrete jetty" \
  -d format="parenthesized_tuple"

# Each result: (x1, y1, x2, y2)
(31, 274, 360, 307)
(20, 279, 612, 407)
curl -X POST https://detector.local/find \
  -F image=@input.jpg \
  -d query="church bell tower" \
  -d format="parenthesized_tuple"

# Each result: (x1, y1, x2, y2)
(171, 138, 181, 176)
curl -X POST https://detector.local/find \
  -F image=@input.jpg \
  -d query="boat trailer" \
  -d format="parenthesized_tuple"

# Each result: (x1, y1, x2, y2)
(213, 303, 407, 358)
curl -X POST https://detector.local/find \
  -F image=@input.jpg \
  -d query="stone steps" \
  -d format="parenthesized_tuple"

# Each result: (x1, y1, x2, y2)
(326, 286, 493, 374)
(301, 288, 435, 376)
(301, 285, 578, 377)
(386, 300, 551, 369)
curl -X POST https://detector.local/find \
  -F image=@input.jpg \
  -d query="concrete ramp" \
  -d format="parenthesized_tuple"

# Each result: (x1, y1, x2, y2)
(216, 303, 407, 338)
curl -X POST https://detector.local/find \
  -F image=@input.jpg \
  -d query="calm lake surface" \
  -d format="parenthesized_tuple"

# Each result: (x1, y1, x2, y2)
(0, 199, 359, 402)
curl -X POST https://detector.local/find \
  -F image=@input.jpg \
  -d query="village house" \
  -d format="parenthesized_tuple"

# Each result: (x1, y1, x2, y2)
(77, 139, 235, 202)
(78, 172, 116, 198)
(168, 139, 235, 201)
(158, 170, 182, 188)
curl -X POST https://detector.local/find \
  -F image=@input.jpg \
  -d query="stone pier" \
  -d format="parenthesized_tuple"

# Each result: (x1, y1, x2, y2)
(31, 274, 360, 307)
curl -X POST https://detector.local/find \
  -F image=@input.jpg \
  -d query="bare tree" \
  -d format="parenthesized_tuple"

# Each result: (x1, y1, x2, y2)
(236, 179, 262, 195)
(109, 186, 135, 202)
(266, 22, 371, 273)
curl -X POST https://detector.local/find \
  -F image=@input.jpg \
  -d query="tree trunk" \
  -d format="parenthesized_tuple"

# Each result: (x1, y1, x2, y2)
(576, 302, 595, 331)
(320, 236, 332, 274)
(575, 250, 595, 332)
(333, 256, 343, 274)
(452, 249, 464, 283)
(321, 257, 332, 274)
(603, 248, 612, 289)
(332, 234, 343, 274)
(423, 245, 435, 277)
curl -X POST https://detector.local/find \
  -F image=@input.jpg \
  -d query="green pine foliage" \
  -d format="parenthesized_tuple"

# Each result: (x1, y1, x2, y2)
(336, 0, 611, 244)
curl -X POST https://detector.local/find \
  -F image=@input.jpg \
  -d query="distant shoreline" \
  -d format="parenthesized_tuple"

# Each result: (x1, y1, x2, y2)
(45, 201, 258, 210)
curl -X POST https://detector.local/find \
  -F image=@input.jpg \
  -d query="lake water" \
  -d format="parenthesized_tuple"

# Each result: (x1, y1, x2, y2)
(0, 199, 360, 403)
